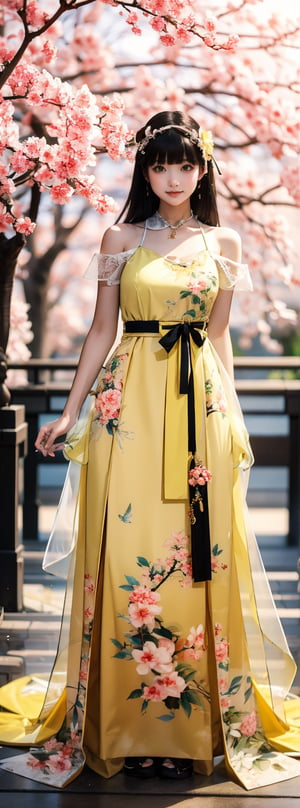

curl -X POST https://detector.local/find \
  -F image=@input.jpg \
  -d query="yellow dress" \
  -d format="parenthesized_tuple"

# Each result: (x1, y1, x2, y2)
(0, 234, 300, 790)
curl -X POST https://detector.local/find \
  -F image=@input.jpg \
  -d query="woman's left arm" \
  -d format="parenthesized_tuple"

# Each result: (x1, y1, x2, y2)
(207, 290, 234, 380)
(207, 228, 242, 381)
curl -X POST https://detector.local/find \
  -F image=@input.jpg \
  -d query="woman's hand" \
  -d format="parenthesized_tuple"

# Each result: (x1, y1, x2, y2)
(35, 413, 76, 457)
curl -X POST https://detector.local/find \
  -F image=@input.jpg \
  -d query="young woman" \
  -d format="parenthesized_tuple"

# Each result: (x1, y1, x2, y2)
(0, 110, 300, 790)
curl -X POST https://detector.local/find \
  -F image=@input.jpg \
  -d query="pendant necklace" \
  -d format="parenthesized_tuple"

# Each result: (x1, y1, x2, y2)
(146, 210, 194, 239)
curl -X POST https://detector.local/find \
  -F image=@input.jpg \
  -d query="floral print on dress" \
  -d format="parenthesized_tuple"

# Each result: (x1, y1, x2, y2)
(179, 273, 215, 322)
(111, 531, 230, 721)
(163, 256, 217, 322)
(26, 572, 96, 781)
(214, 623, 290, 785)
(92, 353, 133, 447)
(205, 372, 227, 417)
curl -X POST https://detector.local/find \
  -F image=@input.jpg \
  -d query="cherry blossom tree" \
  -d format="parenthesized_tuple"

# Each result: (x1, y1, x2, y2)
(1, 0, 299, 401)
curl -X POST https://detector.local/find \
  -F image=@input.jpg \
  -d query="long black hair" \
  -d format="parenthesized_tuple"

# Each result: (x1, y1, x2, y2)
(118, 110, 220, 227)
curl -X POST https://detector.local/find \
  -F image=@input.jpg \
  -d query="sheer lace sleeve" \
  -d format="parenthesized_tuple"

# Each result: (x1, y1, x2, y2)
(84, 249, 135, 286)
(214, 254, 253, 292)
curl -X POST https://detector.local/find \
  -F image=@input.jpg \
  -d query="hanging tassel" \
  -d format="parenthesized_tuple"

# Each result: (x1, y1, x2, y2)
(188, 458, 212, 582)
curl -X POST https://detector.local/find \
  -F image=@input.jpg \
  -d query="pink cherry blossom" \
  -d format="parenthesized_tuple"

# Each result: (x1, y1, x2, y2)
(132, 640, 174, 674)
(220, 695, 231, 709)
(15, 217, 36, 235)
(156, 672, 186, 698)
(27, 756, 45, 769)
(215, 639, 229, 661)
(218, 677, 228, 692)
(95, 387, 122, 424)
(143, 680, 168, 702)
(50, 183, 74, 204)
(129, 586, 161, 606)
(186, 623, 206, 649)
(128, 601, 162, 631)
(84, 581, 95, 594)
(239, 710, 257, 737)
(47, 754, 73, 773)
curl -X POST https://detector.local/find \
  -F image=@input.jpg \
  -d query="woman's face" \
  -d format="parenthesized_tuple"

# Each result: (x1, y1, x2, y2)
(146, 160, 204, 208)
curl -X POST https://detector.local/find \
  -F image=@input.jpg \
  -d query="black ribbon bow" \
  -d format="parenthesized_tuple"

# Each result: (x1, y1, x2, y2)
(159, 321, 212, 583)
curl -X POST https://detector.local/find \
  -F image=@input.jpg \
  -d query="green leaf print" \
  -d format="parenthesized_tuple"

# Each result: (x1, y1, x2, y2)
(110, 638, 124, 649)
(183, 690, 204, 707)
(180, 693, 192, 718)
(157, 712, 175, 722)
(227, 675, 243, 695)
(136, 556, 150, 567)
(128, 688, 144, 699)
(125, 575, 140, 586)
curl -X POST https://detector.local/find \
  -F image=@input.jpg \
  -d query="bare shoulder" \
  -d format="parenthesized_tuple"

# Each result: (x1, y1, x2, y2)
(215, 226, 242, 262)
(100, 222, 144, 255)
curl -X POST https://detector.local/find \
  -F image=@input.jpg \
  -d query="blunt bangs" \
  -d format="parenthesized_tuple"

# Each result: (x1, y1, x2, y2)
(141, 130, 202, 168)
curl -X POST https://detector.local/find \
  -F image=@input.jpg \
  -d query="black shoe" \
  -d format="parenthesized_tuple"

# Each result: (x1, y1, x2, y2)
(123, 757, 156, 779)
(157, 757, 193, 780)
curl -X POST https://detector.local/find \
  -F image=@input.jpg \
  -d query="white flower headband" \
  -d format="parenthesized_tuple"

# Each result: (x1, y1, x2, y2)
(134, 124, 220, 171)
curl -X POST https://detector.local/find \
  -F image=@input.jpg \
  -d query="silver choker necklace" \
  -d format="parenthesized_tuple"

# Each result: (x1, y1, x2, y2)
(146, 210, 194, 239)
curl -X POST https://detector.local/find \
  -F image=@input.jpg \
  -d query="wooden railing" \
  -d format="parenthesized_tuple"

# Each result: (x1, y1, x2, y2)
(7, 356, 300, 547)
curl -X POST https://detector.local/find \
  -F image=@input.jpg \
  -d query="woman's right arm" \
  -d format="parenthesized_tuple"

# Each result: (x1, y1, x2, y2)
(35, 281, 120, 456)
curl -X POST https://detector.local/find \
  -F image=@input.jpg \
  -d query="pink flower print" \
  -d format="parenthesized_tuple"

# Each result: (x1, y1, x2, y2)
(129, 586, 160, 606)
(44, 739, 63, 752)
(157, 672, 186, 698)
(143, 680, 168, 702)
(173, 547, 189, 562)
(164, 530, 188, 548)
(218, 677, 228, 692)
(220, 695, 231, 710)
(71, 730, 81, 746)
(158, 638, 176, 656)
(214, 623, 223, 636)
(84, 606, 94, 619)
(215, 390, 227, 412)
(215, 639, 229, 661)
(84, 580, 95, 593)
(132, 641, 174, 675)
(186, 624, 205, 650)
(181, 560, 192, 575)
(28, 756, 45, 769)
(179, 575, 192, 589)
(47, 754, 73, 773)
(239, 710, 257, 737)
(96, 388, 122, 425)
(128, 602, 161, 631)
(79, 658, 88, 681)
(181, 647, 202, 661)
(165, 555, 177, 571)
(102, 370, 114, 384)
(188, 463, 212, 487)
(187, 278, 208, 294)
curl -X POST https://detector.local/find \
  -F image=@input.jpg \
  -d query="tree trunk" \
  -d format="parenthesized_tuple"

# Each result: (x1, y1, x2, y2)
(0, 232, 26, 406)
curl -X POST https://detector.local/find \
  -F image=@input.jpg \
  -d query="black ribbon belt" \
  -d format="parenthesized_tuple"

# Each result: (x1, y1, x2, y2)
(124, 319, 211, 583)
